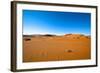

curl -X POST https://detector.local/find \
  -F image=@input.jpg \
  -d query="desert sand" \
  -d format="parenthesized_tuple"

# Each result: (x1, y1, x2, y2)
(23, 34, 91, 62)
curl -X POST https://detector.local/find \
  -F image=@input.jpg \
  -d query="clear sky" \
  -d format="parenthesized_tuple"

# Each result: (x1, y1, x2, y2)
(23, 10, 91, 35)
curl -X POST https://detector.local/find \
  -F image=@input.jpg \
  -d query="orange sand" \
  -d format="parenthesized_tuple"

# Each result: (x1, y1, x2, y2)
(23, 34, 91, 62)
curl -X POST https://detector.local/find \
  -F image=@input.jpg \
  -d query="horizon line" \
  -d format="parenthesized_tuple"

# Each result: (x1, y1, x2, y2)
(23, 33, 91, 36)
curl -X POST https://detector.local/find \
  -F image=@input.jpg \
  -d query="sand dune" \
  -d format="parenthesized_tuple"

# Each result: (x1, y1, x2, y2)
(23, 34, 91, 62)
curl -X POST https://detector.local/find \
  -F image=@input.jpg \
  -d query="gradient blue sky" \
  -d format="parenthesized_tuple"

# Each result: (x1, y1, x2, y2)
(23, 10, 91, 35)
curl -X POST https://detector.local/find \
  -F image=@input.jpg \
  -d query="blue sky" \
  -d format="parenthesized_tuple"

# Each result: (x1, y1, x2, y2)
(23, 10, 91, 35)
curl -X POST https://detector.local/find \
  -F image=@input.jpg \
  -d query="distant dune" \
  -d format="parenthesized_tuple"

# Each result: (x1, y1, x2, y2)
(23, 34, 91, 62)
(64, 34, 90, 39)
